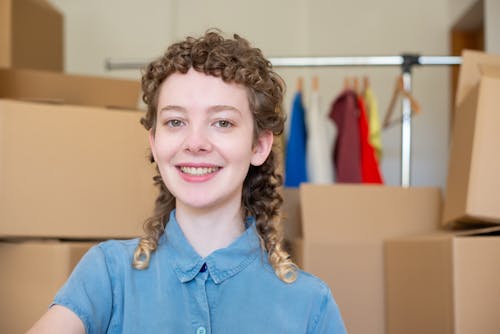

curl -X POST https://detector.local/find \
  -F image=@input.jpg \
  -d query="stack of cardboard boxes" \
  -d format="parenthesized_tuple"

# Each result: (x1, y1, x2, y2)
(282, 185, 442, 334)
(385, 51, 500, 334)
(282, 51, 500, 334)
(0, 1, 155, 332)
(3, 2, 499, 333)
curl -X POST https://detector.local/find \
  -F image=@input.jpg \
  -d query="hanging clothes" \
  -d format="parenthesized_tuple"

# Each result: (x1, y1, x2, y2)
(307, 91, 334, 184)
(357, 97, 383, 183)
(329, 90, 362, 183)
(363, 87, 383, 161)
(285, 92, 308, 187)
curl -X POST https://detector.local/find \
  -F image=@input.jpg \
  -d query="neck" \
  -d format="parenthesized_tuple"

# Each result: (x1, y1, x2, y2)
(174, 203, 246, 258)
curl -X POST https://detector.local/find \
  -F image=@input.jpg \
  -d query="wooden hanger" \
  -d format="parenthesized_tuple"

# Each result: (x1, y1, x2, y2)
(383, 75, 421, 129)
(343, 77, 351, 90)
(363, 76, 370, 94)
(312, 76, 319, 92)
(297, 76, 303, 92)
(344, 76, 360, 94)
(353, 77, 360, 95)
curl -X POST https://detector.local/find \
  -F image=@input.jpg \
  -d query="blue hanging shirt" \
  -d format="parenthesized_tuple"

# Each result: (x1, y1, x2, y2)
(285, 92, 309, 187)
(52, 210, 347, 333)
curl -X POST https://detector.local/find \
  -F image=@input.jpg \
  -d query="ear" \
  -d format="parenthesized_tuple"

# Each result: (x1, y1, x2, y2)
(250, 130, 274, 166)
(148, 130, 158, 162)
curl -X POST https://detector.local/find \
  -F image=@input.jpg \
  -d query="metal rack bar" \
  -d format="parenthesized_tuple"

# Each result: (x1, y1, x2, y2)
(105, 55, 462, 187)
(268, 56, 404, 67)
(105, 55, 463, 70)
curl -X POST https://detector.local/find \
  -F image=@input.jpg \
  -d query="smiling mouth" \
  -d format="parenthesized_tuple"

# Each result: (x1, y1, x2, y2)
(179, 166, 220, 176)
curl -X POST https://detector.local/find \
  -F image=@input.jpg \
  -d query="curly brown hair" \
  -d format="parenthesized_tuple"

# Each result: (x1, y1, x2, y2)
(133, 30, 296, 283)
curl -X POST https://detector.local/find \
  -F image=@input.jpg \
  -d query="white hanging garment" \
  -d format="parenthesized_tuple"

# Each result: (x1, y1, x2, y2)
(306, 91, 335, 183)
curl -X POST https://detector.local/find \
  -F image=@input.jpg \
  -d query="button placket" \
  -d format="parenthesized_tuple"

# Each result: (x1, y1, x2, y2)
(190, 270, 211, 334)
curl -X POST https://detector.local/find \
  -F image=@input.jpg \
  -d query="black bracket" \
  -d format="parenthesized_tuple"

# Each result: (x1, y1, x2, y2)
(401, 54, 420, 73)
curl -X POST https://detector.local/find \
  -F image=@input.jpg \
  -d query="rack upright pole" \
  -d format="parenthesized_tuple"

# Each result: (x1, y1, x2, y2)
(401, 71, 413, 187)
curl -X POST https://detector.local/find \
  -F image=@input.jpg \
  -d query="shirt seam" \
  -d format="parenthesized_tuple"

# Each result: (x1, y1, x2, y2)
(309, 283, 330, 333)
(212, 250, 260, 283)
(52, 297, 93, 334)
(97, 243, 117, 333)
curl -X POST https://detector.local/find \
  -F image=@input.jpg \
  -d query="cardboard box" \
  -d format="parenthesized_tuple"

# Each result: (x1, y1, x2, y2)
(282, 184, 442, 334)
(0, 99, 156, 239)
(0, 68, 141, 109)
(0, 0, 63, 71)
(0, 240, 94, 334)
(443, 50, 500, 226)
(385, 226, 500, 334)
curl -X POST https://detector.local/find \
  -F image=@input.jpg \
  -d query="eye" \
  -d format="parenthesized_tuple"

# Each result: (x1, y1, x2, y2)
(166, 119, 184, 127)
(214, 120, 233, 128)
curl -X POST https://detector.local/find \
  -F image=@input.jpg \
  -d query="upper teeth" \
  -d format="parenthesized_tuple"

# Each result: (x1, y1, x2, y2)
(180, 167, 219, 175)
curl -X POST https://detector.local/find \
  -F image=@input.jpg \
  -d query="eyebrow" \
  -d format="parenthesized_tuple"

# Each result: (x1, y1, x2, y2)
(159, 105, 241, 114)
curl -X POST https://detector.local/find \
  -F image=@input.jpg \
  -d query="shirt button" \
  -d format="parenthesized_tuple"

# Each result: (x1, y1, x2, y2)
(196, 326, 206, 334)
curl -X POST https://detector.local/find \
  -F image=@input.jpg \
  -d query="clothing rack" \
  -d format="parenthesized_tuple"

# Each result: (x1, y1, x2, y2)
(105, 54, 462, 187)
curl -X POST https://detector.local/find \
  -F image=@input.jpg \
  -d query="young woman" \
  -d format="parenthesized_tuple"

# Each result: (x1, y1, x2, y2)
(28, 30, 347, 334)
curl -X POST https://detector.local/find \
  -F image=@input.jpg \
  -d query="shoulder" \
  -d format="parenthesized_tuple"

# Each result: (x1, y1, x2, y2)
(253, 255, 330, 297)
(73, 238, 140, 277)
(293, 270, 347, 333)
(52, 239, 141, 333)
(288, 268, 332, 301)
(96, 238, 140, 259)
(255, 260, 332, 304)
(291, 269, 347, 333)
(254, 264, 346, 332)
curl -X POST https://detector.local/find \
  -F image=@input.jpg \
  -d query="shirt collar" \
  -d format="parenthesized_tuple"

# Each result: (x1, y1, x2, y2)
(161, 210, 263, 284)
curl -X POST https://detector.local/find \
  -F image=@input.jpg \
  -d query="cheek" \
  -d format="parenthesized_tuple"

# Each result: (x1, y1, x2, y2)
(233, 143, 256, 164)
(152, 134, 179, 160)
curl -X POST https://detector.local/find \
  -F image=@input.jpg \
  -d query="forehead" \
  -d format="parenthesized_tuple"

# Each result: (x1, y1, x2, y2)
(157, 69, 250, 111)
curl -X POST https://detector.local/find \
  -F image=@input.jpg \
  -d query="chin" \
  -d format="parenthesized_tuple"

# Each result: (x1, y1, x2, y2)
(176, 197, 219, 210)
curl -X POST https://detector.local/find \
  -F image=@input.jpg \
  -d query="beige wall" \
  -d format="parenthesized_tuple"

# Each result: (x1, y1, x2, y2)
(50, 0, 454, 189)
(449, 0, 500, 53)
(449, 0, 479, 24)
(485, 0, 500, 53)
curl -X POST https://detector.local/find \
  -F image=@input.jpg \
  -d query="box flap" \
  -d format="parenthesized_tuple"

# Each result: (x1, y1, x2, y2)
(456, 50, 500, 107)
(388, 225, 500, 241)
(453, 224, 500, 237)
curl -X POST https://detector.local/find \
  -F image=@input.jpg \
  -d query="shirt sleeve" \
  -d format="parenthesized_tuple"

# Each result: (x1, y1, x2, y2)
(52, 244, 113, 334)
(309, 286, 348, 334)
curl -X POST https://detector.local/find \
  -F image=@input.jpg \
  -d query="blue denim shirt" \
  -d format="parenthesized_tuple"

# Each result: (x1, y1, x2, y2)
(53, 211, 347, 333)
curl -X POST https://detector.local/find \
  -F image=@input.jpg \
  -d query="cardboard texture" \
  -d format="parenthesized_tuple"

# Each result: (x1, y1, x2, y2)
(0, 240, 94, 334)
(0, 99, 156, 239)
(385, 227, 500, 334)
(0, 0, 63, 71)
(0, 68, 141, 109)
(443, 50, 500, 226)
(282, 184, 442, 334)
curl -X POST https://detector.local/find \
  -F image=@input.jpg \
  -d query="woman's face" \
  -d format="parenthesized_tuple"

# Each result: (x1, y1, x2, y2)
(149, 69, 273, 214)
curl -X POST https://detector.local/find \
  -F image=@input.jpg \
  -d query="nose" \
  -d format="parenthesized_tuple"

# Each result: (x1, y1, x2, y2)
(183, 125, 212, 153)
